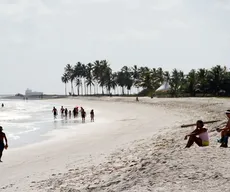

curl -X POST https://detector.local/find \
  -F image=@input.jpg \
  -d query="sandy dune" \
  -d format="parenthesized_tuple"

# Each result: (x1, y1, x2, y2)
(1, 97, 230, 192)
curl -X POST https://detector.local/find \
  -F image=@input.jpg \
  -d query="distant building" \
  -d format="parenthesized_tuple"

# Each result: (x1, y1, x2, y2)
(25, 89, 43, 96)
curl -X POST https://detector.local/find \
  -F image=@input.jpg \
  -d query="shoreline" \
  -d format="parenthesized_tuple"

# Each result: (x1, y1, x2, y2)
(1, 97, 230, 191)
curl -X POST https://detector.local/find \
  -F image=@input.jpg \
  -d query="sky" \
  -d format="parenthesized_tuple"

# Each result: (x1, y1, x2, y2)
(0, 0, 230, 94)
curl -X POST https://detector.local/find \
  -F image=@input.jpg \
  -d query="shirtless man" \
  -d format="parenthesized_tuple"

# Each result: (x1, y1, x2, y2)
(216, 110, 230, 147)
(0, 126, 8, 162)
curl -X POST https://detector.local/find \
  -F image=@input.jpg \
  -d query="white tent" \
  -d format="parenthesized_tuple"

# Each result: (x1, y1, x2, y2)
(156, 81, 170, 92)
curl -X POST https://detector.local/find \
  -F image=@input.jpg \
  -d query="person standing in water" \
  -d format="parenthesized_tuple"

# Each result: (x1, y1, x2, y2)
(0, 126, 8, 162)
(73, 108, 76, 118)
(52, 107, 58, 119)
(60, 106, 64, 117)
(90, 109, 94, 122)
(1, 103, 4, 107)
(81, 108, 86, 123)
(64, 108, 68, 117)
(69, 110, 72, 118)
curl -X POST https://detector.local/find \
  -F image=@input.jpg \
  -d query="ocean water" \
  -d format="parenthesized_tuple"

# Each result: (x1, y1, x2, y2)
(0, 99, 83, 148)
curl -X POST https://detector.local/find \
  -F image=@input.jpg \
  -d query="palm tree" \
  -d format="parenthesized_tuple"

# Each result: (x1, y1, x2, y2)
(150, 68, 159, 91)
(111, 73, 117, 94)
(104, 67, 113, 94)
(64, 64, 74, 95)
(73, 62, 83, 95)
(132, 65, 140, 93)
(93, 60, 101, 94)
(164, 71, 170, 82)
(208, 65, 226, 95)
(185, 69, 197, 96)
(139, 67, 153, 91)
(61, 73, 68, 95)
(121, 66, 133, 94)
(99, 60, 110, 95)
(196, 68, 208, 95)
(85, 63, 94, 95)
(81, 64, 87, 95)
(75, 78, 82, 96)
(117, 71, 126, 95)
(156, 67, 164, 85)
(169, 69, 184, 97)
(63, 61, 230, 97)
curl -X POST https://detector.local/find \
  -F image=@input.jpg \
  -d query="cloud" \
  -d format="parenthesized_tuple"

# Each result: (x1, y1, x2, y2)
(0, 0, 229, 94)
(147, 0, 183, 10)
(101, 29, 160, 42)
(213, 0, 230, 10)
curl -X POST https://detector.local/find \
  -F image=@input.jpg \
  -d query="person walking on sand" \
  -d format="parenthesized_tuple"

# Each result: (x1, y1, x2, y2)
(90, 109, 94, 122)
(0, 126, 8, 162)
(216, 110, 230, 147)
(52, 107, 58, 119)
(184, 120, 209, 148)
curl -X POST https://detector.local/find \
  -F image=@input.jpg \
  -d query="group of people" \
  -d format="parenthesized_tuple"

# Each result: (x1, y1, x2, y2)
(52, 106, 94, 123)
(184, 110, 230, 148)
(2, 108, 230, 162)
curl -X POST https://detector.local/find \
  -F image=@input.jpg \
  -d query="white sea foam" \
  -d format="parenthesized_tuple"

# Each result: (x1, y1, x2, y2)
(0, 100, 54, 146)
(0, 99, 94, 147)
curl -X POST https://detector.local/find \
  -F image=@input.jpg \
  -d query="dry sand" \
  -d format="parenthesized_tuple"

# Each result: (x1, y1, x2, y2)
(1, 97, 230, 192)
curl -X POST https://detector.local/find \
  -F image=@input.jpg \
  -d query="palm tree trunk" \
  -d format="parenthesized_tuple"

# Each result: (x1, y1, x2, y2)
(71, 81, 74, 95)
(84, 80, 87, 95)
(97, 83, 99, 94)
(102, 86, 104, 95)
(93, 84, 96, 95)
(77, 86, 80, 96)
(81, 84, 83, 95)
(65, 83, 67, 95)
(90, 85, 92, 95)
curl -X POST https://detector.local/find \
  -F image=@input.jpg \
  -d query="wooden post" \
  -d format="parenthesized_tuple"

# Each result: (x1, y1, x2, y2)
(181, 120, 221, 128)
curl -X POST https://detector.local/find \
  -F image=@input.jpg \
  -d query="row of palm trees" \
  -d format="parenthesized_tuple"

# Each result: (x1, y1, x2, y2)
(61, 60, 230, 97)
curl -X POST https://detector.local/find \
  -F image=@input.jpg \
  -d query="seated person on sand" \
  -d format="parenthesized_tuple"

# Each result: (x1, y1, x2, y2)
(184, 120, 209, 148)
(216, 110, 230, 147)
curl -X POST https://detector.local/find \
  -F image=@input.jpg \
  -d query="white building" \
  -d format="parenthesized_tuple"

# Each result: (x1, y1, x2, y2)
(25, 89, 43, 96)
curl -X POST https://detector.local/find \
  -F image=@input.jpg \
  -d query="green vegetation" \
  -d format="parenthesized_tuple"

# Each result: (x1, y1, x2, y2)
(61, 61, 230, 97)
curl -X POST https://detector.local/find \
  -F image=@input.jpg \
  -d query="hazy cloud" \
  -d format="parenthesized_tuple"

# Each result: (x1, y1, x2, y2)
(0, 0, 229, 94)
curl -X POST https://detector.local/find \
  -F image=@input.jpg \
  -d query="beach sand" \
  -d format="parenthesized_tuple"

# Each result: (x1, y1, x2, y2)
(1, 97, 230, 192)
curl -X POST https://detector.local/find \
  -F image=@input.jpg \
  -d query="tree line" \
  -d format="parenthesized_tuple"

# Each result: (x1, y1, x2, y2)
(61, 60, 230, 97)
